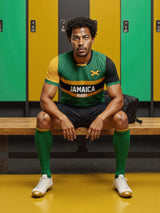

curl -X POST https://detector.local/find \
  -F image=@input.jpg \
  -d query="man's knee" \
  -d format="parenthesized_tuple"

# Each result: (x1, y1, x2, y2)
(37, 111, 52, 129)
(113, 111, 128, 130)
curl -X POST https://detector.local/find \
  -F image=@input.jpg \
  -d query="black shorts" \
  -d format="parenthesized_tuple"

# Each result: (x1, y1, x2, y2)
(56, 103, 107, 128)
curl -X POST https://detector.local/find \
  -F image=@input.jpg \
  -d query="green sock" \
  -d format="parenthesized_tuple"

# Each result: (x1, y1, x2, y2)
(35, 129, 53, 178)
(113, 128, 130, 178)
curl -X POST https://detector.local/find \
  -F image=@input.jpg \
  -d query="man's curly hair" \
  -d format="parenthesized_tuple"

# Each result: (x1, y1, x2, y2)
(66, 17, 97, 38)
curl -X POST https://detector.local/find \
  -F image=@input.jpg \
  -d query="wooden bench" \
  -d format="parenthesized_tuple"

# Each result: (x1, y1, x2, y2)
(0, 117, 160, 173)
(0, 117, 160, 135)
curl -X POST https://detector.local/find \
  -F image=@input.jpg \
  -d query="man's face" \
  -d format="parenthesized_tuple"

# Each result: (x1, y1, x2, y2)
(70, 27, 94, 57)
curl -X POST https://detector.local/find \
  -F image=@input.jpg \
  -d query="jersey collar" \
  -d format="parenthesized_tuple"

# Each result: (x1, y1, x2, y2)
(72, 50, 93, 67)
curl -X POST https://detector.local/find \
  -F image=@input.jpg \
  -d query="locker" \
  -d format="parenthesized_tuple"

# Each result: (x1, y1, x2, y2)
(0, 0, 26, 101)
(58, 0, 89, 54)
(28, 0, 58, 101)
(153, 0, 160, 101)
(90, 0, 120, 78)
(121, 0, 151, 101)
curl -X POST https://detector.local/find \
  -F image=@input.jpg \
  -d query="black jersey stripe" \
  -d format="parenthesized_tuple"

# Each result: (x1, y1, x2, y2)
(60, 79, 105, 94)
(61, 87, 104, 98)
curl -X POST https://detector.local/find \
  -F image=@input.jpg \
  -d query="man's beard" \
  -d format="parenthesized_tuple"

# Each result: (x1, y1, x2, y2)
(77, 53, 88, 57)
(76, 48, 89, 57)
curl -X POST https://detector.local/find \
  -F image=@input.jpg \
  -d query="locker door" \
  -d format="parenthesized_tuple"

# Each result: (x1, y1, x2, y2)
(0, 0, 26, 101)
(28, 0, 58, 101)
(121, 0, 151, 101)
(58, 0, 89, 98)
(58, 0, 89, 54)
(90, 0, 120, 78)
(153, 0, 160, 101)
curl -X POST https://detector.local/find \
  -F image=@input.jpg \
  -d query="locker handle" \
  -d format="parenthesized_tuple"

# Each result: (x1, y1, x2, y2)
(60, 19, 66, 32)
(156, 20, 160, 32)
(30, 20, 36, 32)
(123, 20, 129, 33)
(0, 20, 3, 32)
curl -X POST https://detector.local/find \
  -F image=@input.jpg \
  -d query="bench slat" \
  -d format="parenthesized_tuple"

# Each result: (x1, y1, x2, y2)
(0, 117, 160, 135)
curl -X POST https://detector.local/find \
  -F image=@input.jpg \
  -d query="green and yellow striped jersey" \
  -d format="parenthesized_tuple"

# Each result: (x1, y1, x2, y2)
(45, 50, 120, 107)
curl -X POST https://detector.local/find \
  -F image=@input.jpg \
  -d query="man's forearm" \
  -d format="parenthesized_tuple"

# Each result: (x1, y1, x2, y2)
(40, 97, 65, 121)
(40, 96, 76, 140)
(98, 97, 124, 121)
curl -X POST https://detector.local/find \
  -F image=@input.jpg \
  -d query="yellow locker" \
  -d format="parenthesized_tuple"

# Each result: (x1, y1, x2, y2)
(90, 0, 120, 78)
(153, 0, 160, 101)
(29, 0, 58, 101)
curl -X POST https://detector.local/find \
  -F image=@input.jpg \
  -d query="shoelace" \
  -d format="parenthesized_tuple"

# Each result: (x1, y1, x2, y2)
(118, 176, 130, 190)
(36, 176, 48, 189)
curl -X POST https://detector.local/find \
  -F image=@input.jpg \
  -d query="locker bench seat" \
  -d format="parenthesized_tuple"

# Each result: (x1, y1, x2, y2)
(0, 117, 160, 136)
(0, 117, 160, 173)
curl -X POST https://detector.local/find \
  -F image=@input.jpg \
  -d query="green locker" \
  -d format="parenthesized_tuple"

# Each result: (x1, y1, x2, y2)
(0, 0, 26, 101)
(121, 0, 151, 101)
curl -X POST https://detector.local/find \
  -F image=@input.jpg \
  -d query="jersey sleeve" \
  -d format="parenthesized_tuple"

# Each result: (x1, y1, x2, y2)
(45, 56, 59, 86)
(105, 57, 120, 86)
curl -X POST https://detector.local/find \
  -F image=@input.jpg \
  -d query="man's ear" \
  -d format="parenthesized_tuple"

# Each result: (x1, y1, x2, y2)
(68, 38, 71, 43)
(92, 37, 95, 44)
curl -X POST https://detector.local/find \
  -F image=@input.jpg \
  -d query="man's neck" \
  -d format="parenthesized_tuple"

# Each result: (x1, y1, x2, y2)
(73, 51, 92, 65)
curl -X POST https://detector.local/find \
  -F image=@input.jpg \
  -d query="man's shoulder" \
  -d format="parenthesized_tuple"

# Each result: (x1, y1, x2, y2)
(92, 50, 112, 63)
(92, 50, 106, 58)
(92, 50, 116, 72)
(59, 50, 73, 59)
(49, 51, 73, 67)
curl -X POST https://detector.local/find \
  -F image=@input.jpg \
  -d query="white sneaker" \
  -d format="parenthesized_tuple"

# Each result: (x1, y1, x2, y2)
(32, 175, 53, 198)
(113, 174, 132, 198)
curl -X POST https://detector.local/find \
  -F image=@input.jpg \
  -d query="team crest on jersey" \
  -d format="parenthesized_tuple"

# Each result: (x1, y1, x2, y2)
(91, 70, 100, 77)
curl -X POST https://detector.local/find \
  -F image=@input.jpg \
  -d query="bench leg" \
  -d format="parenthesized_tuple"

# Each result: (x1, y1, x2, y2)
(76, 135, 88, 152)
(0, 136, 8, 173)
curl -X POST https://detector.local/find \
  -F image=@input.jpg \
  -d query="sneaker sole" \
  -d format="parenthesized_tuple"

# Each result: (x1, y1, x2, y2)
(32, 186, 52, 198)
(113, 187, 132, 198)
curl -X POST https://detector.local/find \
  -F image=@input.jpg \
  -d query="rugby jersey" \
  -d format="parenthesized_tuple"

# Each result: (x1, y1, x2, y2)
(45, 50, 120, 107)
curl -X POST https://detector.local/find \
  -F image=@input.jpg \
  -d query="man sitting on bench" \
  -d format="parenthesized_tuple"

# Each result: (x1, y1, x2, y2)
(32, 17, 132, 198)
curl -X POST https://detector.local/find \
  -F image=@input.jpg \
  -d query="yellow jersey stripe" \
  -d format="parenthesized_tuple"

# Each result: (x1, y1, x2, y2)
(60, 76, 105, 86)
(77, 64, 87, 66)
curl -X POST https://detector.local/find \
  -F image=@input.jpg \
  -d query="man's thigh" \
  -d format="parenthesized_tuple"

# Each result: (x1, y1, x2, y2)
(56, 103, 81, 127)
(56, 103, 108, 128)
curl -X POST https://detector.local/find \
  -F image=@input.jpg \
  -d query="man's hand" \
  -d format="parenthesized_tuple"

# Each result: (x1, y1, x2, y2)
(86, 116, 104, 141)
(60, 115, 76, 141)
